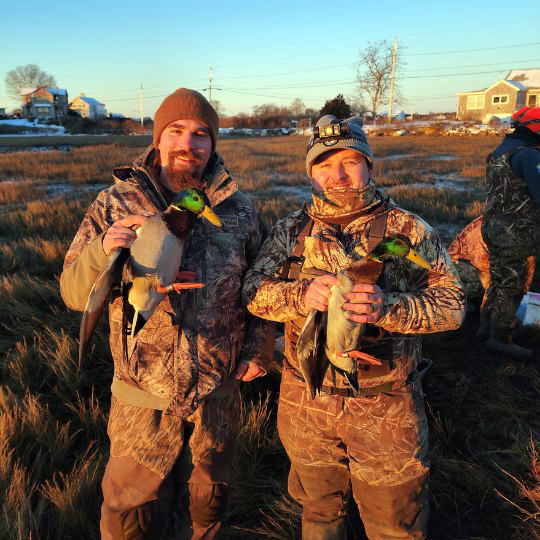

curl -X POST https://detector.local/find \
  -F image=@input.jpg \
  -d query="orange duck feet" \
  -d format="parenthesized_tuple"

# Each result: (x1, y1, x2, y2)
(155, 271, 205, 293)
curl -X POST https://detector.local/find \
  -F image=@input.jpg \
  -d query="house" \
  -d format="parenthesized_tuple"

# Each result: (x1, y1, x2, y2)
(21, 86, 69, 120)
(456, 69, 540, 124)
(69, 94, 107, 119)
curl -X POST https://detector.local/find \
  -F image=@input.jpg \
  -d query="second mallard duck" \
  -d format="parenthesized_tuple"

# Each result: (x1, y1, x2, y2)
(296, 235, 431, 398)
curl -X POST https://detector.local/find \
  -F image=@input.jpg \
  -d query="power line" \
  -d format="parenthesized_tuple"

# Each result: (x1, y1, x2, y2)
(405, 41, 540, 56)
(399, 15, 540, 39)
(215, 87, 326, 102)
(213, 62, 355, 80)
(406, 58, 540, 73)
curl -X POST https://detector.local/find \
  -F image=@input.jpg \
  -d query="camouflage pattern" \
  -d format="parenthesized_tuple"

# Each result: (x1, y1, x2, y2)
(481, 149, 539, 329)
(101, 390, 239, 538)
(448, 215, 535, 302)
(243, 189, 466, 390)
(279, 367, 429, 539)
(483, 148, 539, 236)
(278, 367, 429, 486)
(243, 186, 464, 538)
(61, 145, 266, 475)
(108, 388, 239, 479)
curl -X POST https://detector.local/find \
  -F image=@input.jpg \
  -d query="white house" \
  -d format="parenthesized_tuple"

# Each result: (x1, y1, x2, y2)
(456, 69, 540, 124)
(69, 94, 107, 119)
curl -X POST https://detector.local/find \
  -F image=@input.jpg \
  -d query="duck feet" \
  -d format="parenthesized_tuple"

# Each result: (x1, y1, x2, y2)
(345, 350, 382, 366)
(155, 271, 205, 294)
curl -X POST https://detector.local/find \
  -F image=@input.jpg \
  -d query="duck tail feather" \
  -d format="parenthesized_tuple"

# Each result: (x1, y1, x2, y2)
(297, 309, 325, 400)
(79, 248, 123, 365)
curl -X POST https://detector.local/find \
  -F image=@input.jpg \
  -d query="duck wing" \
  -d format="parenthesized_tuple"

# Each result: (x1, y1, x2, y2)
(296, 309, 329, 399)
(128, 217, 183, 319)
(79, 247, 129, 365)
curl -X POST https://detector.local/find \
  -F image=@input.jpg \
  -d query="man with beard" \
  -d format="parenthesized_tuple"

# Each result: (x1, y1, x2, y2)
(242, 115, 465, 539)
(60, 88, 267, 539)
(480, 106, 540, 358)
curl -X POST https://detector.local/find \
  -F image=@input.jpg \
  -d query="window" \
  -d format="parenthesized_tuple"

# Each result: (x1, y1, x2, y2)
(528, 94, 538, 107)
(467, 95, 485, 109)
(492, 95, 509, 104)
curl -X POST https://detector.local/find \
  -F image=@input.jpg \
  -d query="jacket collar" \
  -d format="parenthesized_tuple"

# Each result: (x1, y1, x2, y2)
(112, 144, 239, 211)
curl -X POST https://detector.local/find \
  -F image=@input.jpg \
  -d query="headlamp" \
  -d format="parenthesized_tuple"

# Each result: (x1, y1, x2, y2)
(313, 122, 350, 140)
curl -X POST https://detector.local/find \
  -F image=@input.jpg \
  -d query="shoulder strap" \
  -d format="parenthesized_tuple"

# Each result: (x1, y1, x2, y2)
(279, 212, 314, 279)
(367, 212, 388, 253)
(263, 212, 313, 369)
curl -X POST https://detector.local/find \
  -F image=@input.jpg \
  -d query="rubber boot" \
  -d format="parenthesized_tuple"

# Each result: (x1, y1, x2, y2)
(301, 517, 347, 540)
(486, 324, 533, 359)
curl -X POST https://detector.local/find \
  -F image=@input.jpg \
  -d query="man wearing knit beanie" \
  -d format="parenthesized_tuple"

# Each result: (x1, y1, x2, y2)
(60, 88, 268, 539)
(243, 114, 465, 539)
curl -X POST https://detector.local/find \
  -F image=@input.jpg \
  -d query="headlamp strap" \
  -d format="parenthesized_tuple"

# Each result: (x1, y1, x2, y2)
(308, 122, 351, 151)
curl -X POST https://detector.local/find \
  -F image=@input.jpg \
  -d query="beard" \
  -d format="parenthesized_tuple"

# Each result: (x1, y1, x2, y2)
(161, 150, 206, 192)
(163, 168, 204, 192)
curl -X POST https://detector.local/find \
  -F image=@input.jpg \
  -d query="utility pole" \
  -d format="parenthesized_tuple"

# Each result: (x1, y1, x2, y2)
(140, 84, 144, 128)
(387, 36, 398, 125)
(208, 67, 214, 103)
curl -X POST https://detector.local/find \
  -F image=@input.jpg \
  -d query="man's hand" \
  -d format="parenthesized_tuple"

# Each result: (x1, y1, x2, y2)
(234, 360, 266, 382)
(102, 215, 147, 256)
(304, 274, 339, 312)
(342, 283, 385, 323)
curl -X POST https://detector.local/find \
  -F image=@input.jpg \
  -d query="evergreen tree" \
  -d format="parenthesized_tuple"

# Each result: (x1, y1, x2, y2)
(319, 94, 352, 118)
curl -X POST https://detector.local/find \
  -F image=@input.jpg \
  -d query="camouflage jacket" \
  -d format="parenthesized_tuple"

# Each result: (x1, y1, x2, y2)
(61, 146, 267, 418)
(243, 191, 466, 387)
(484, 139, 540, 245)
(448, 217, 489, 271)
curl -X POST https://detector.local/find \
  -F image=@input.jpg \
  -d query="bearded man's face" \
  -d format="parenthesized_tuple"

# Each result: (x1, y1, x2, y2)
(158, 119, 213, 190)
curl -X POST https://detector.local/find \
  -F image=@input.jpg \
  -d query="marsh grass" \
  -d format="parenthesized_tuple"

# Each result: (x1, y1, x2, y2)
(0, 134, 538, 539)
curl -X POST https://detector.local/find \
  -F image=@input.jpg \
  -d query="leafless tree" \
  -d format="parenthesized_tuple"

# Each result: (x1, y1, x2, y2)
(252, 103, 289, 128)
(5, 64, 57, 101)
(289, 98, 306, 118)
(210, 99, 225, 116)
(349, 96, 369, 116)
(355, 41, 405, 123)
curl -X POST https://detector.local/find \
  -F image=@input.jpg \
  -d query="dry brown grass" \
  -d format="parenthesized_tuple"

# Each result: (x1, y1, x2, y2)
(0, 134, 538, 539)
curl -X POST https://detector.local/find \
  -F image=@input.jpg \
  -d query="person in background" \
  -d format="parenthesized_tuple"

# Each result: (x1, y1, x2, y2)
(448, 215, 535, 315)
(480, 106, 540, 359)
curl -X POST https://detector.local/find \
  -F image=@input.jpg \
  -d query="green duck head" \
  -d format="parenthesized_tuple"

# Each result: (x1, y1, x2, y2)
(170, 188, 222, 227)
(368, 235, 431, 269)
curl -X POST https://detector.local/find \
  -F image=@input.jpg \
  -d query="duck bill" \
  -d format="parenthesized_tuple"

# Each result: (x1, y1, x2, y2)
(406, 249, 431, 270)
(199, 205, 222, 227)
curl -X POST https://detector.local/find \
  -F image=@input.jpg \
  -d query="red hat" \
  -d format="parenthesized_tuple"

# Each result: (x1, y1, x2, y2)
(512, 106, 540, 133)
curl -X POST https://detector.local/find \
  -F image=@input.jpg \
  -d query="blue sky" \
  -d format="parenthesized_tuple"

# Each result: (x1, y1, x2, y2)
(1, 0, 540, 118)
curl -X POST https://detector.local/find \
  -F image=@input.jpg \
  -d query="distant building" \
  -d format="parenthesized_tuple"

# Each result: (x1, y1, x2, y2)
(0, 108, 6, 118)
(456, 69, 540, 124)
(21, 86, 69, 120)
(69, 94, 107, 119)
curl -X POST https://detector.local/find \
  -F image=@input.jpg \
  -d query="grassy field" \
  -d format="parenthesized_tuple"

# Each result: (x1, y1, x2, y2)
(0, 135, 538, 539)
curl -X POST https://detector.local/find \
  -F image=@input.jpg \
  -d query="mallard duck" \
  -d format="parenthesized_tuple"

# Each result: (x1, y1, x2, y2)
(296, 235, 431, 398)
(79, 188, 222, 363)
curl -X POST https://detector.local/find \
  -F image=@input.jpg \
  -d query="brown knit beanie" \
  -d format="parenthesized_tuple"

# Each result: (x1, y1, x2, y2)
(153, 88, 219, 151)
